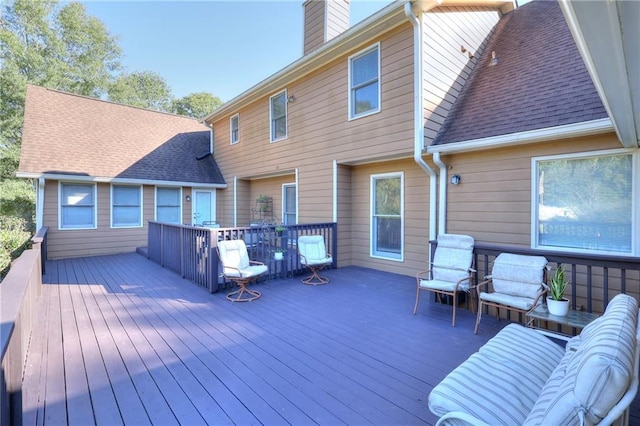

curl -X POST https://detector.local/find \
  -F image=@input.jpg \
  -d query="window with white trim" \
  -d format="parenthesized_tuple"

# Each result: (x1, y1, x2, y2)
(111, 185, 142, 228)
(349, 43, 380, 119)
(59, 183, 96, 229)
(270, 90, 287, 142)
(156, 187, 181, 224)
(533, 150, 634, 255)
(230, 114, 239, 144)
(371, 172, 403, 260)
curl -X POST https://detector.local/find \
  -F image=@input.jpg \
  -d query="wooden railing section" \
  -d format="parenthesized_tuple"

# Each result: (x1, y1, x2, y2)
(148, 222, 337, 293)
(1, 227, 48, 426)
(430, 239, 640, 316)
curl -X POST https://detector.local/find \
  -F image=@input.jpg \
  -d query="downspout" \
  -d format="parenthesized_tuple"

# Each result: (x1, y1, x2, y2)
(405, 2, 438, 244)
(36, 177, 45, 230)
(209, 126, 214, 154)
(433, 152, 447, 235)
(233, 176, 237, 227)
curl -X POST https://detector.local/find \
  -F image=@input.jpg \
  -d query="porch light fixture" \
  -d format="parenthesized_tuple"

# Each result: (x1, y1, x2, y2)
(287, 95, 295, 103)
(451, 175, 461, 185)
(185, 195, 191, 202)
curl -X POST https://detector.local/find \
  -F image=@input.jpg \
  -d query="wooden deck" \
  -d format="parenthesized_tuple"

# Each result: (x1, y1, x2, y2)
(21, 253, 640, 425)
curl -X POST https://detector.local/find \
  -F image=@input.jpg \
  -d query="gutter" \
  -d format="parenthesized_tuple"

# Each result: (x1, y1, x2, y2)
(15, 172, 228, 189)
(405, 2, 437, 244)
(427, 118, 614, 154)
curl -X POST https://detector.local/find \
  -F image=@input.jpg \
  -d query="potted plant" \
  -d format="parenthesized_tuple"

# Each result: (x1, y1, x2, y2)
(256, 195, 270, 212)
(274, 248, 286, 260)
(275, 224, 286, 236)
(547, 265, 570, 316)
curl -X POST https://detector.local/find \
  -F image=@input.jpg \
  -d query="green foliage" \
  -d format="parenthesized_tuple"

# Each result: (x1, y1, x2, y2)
(108, 71, 173, 112)
(549, 265, 569, 301)
(173, 92, 222, 119)
(0, 216, 32, 280)
(0, 0, 223, 277)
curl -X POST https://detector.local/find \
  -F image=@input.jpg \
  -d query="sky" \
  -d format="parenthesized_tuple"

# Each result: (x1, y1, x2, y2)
(81, 1, 395, 102)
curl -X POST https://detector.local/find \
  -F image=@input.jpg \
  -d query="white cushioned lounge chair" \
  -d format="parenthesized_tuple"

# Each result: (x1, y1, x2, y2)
(217, 239, 268, 302)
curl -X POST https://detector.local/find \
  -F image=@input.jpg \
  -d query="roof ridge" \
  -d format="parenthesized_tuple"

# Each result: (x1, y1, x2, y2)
(26, 84, 204, 123)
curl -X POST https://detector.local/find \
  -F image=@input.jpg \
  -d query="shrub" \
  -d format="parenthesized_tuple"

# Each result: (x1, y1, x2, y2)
(0, 216, 32, 281)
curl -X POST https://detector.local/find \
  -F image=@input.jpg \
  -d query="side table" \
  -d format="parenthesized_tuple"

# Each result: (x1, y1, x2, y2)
(526, 304, 600, 341)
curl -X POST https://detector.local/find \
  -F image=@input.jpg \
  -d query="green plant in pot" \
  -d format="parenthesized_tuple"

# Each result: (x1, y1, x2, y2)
(547, 265, 570, 316)
(275, 224, 286, 235)
(274, 248, 286, 260)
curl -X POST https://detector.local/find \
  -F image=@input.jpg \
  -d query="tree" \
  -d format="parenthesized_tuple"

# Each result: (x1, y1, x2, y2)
(1, 0, 121, 150)
(108, 71, 173, 112)
(0, 0, 121, 277)
(173, 92, 222, 119)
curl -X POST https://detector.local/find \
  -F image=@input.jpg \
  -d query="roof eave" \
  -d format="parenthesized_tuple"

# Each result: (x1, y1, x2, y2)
(203, 1, 409, 124)
(426, 118, 614, 154)
(558, 0, 640, 148)
(15, 172, 228, 189)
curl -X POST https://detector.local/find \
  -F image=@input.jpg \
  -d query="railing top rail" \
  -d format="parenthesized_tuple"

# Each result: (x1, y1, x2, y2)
(31, 226, 48, 244)
(431, 240, 640, 271)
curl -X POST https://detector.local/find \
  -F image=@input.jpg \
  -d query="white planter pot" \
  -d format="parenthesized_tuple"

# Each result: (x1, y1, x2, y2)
(274, 252, 284, 260)
(547, 297, 570, 316)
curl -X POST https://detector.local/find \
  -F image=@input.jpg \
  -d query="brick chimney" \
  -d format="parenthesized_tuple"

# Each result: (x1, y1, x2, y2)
(303, 0, 350, 55)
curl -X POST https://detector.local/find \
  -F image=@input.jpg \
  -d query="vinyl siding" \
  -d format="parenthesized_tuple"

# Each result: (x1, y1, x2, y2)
(350, 159, 431, 277)
(44, 181, 194, 259)
(442, 133, 622, 245)
(303, 0, 326, 55)
(325, 0, 349, 42)
(422, 7, 501, 144)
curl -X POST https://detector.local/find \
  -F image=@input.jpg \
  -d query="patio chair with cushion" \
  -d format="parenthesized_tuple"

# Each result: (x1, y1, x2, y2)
(217, 239, 268, 302)
(297, 235, 333, 285)
(413, 234, 475, 327)
(474, 252, 548, 334)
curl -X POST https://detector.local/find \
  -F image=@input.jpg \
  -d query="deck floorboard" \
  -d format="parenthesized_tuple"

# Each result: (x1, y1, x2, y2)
(20, 252, 640, 425)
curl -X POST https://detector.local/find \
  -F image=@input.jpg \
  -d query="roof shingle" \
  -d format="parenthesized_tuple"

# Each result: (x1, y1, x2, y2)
(432, 0, 608, 146)
(19, 86, 225, 185)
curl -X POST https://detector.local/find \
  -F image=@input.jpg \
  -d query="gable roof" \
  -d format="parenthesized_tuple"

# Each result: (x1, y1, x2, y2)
(431, 0, 609, 149)
(18, 85, 225, 187)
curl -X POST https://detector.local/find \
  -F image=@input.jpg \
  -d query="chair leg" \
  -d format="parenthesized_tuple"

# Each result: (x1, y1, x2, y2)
(474, 299, 483, 334)
(302, 266, 329, 285)
(226, 280, 261, 302)
(452, 292, 457, 327)
(413, 287, 421, 314)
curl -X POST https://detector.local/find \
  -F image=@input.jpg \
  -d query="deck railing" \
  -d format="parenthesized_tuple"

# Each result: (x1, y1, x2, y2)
(148, 222, 337, 293)
(1, 227, 48, 426)
(430, 239, 640, 317)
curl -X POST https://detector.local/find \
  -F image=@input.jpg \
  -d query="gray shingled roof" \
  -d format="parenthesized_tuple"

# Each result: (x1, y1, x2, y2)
(432, 0, 608, 146)
(19, 85, 225, 185)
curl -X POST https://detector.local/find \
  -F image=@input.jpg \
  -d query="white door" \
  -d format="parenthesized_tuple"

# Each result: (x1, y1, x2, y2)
(193, 190, 216, 226)
(283, 184, 297, 225)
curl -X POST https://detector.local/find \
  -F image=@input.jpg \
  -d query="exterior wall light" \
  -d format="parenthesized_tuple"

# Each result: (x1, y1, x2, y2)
(451, 175, 461, 185)
(287, 95, 295, 103)
(185, 195, 191, 202)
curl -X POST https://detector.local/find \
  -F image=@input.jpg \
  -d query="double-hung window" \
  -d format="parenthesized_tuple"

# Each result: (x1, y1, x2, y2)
(111, 185, 142, 228)
(349, 43, 380, 119)
(371, 172, 403, 260)
(156, 187, 181, 224)
(59, 182, 96, 229)
(533, 149, 634, 255)
(230, 114, 239, 144)
(270, 90, 287, 142)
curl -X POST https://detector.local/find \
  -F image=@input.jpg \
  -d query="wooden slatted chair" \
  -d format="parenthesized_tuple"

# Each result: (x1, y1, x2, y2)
(217, 239, 268, 302)
(474, 253, 548, 334)
(297, 235, 333, 285)
(414, 234, 475, 326)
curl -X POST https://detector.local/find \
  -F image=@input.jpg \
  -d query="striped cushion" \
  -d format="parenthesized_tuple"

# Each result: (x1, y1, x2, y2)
(524, 294, 638, 425)
(429, 324, 564, 425)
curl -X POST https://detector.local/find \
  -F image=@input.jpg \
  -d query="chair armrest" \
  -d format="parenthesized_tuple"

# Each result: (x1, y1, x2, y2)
(435, 411, 491, 426)
(249, 260, 265, 267)
(527, 285, 548, 312)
